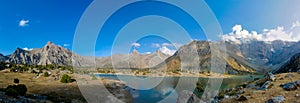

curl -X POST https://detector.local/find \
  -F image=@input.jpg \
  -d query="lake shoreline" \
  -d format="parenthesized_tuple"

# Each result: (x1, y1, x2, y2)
(93, 72, 260, 79)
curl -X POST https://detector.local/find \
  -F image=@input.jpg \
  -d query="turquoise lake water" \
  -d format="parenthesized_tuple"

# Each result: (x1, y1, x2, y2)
(95, 74, 260, 103)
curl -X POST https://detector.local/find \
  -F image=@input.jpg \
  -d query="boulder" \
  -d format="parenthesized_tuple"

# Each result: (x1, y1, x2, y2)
(284, 74, 294, 78)
(237, 95, 248, 101)
(258, 81, 271, 90)
(282, 83, 297, 91)
(266, 95, 285, 103)
(295, 80, 300, 87)
(273, 95, 285, 103)
(266, 72, 275, 81)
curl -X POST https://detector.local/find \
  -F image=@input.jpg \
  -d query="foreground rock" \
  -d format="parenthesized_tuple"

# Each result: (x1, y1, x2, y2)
(102, 79, 133, 103)
(266, 95, 285, 103)
(219, 73, 300, 103)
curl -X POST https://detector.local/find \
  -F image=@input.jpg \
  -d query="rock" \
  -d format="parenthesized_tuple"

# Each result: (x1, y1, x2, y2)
(296, 94, 299, 97)
(224, 95, 229, 99)
(272, 95, 285, 103)
(258, 81, 271, 90)
(266, 72, 275, 81)
(297, 69, 300, 74)
(295, 80, 300, 86)
(238, 95, 248, 101)
(284, 74, 294, 78)
(282, 82, 297, 91)
(266, 99, 274, 103)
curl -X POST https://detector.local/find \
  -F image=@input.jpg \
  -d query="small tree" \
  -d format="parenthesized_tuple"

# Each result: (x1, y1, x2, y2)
(5, 79, 27, 97)
(60, 74, 72, 83)
(14, 78, 19, 84)
(44, 72, 50, 77)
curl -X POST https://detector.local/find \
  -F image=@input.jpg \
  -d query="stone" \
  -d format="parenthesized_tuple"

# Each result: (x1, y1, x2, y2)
(224, 95, 229, 99)
(295, 80, 300, 87)
(266, 99, 274, 103)
(258, 81, 271, 90)
(266, 72, 275, 81)
(296, 94, 299, 97)
(272, 95, 285, 103)
(238, 95, 248, 101)
(284, 74, 294, 78)
(282, 82, 297, 91)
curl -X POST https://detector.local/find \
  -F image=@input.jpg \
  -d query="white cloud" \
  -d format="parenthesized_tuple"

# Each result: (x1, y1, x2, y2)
(292, 21, 300, 29)
(152, 43, 161, 48)
(63, 44, 70, 47)
(22, 47, 33, 51)
(172, 43, 183, 48)
(162, 43, 172, 47)
(221, 22, 300, 43)
(151, 43, 181, 55)
(159, 46, 176, 56)
(131, 43, 141, 48)
(145, 52, 151, 54)
(19, 19, 29, 27)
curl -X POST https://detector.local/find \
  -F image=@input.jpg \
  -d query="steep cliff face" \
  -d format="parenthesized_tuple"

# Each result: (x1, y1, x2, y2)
(274, 52, 300, 73)
(96, 50, 170, 69)
(155, 41, 257, 74)
(6, 41, 75, 66)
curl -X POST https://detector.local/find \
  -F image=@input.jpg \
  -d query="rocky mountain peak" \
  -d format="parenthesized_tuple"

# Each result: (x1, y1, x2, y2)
(14, 48, 28, 53)
(0, 53, 7, 62)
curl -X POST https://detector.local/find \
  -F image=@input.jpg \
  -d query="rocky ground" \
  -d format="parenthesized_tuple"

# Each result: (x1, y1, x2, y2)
(0, 71, 132, 103)
(219, 72, 300, 103)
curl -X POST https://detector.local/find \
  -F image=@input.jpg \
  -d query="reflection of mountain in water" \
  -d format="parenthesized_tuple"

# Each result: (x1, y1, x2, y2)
(96, 74, 259, 103)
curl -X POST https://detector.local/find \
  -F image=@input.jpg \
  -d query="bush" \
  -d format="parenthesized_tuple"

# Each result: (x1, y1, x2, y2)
(14, 78, 19, 84)
(61, 74, 72, 83)
(5, 84, 27, 97)
(44, 72, 50, 77)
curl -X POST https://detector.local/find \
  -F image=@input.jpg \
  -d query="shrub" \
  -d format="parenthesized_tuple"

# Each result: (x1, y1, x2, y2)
(14, 78, 19, 84)
(5, 84, 27, 97)
(44, 72, 50, 77)
(61, 74, 72, 83)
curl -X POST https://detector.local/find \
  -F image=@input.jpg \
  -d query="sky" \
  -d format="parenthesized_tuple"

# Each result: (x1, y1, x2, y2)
(0, 0, 300, 56)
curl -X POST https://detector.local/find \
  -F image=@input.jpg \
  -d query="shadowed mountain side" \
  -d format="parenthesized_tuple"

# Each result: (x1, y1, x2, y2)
(274, 52, 300, 73)
(153, 41, 257, 75)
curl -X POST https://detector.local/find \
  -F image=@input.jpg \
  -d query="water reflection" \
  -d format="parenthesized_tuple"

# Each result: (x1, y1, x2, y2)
(95, 74, 259, 103)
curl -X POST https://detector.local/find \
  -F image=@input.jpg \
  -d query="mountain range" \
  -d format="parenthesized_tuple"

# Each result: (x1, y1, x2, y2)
(1, 40, 300, 75)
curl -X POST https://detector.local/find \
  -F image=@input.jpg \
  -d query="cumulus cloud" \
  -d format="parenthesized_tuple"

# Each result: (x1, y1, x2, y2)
(19, 19, 29, 27)
(221, 22, 300, 44)
(131, 43, 141, 48)
(151, 42, 181, 55)
(152, 43, 182, 48)
(292, 21, 300, 29)
(152, 43, 161, 48)
(63, 44, 70, 47)
(145, 52, 152, 54)
(159, 46, 176, 56)
(22, 47, 33, 51)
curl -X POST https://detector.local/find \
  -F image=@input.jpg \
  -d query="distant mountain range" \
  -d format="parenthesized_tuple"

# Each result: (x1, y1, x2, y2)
(1, 40, 300, 75)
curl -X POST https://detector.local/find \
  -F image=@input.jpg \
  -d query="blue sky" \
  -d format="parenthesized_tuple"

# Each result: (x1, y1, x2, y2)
(0, 0, 300, 56)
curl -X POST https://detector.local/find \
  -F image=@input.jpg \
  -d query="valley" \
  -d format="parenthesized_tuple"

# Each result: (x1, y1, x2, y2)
(0, 40, 300, 103)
